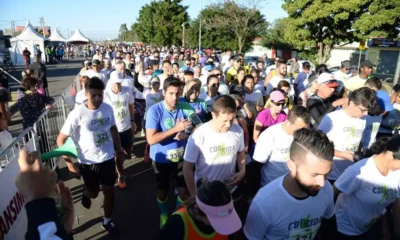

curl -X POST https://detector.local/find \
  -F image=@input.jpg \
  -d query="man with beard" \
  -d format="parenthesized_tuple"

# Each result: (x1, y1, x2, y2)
(244, 128, 335, 240)
(264, 59, 290, 94)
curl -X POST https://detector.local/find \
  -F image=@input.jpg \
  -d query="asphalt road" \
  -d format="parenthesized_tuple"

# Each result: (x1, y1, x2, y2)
(7, 58, 162, 240)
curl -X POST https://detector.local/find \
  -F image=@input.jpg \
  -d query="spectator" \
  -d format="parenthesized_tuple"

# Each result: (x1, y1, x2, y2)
(0, 114, 13, 153)
(29, 55, 49, 96)
(17, 77, 54, 129)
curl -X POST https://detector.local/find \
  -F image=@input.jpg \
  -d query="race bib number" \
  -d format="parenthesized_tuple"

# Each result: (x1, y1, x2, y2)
(166, 147, 184, 162)
(94, 130, 110, 146)
(117, 108, 127, 120)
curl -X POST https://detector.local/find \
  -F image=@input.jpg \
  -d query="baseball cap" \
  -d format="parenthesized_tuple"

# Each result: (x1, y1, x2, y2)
(360, 60, 374, 68)
(317, 72, 339, 88)
(205, 65, 214, 72)
(341, 60, 351, 69)
(270, 90, 285, 102)
(109, 71, 123, 84)
(196, 180, 242, 235)
(92, 59, 101, 66)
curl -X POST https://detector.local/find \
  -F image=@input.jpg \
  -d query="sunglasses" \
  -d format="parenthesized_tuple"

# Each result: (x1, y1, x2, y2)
(211, 83, 220, 88)
(324, 80, 338, 84)
(272, 101, 285, 107)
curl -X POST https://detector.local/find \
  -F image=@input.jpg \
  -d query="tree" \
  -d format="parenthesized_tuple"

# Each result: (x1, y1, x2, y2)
(205, 0, 268, 53)
(261, 18, 293, 50)
(185, 8, 238, 50)
(119, 24, 129, 41)
(283, 0, 400, 64)
(133, 0, 189, 46)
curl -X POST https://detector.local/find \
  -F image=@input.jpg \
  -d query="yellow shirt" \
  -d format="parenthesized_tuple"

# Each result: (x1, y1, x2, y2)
(226, 67, 238, 85)
(344, 75, 368, 91)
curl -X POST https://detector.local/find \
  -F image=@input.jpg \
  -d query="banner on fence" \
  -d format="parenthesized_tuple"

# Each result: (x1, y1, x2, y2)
(0, 140, 34, 240)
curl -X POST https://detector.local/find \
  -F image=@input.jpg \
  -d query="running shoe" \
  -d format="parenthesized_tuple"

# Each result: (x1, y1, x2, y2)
(102, 219, 119, 236)
(81, 193, 91, 209)
(117, 176, 127, 189)
(160, 214, 168, 229)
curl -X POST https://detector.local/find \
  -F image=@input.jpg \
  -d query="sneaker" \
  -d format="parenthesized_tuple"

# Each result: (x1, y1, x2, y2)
(81, 193, 91, 209)
(160, 214, 168, 229)
(117, 176, 127, 189)
(102, 219, 119, 236)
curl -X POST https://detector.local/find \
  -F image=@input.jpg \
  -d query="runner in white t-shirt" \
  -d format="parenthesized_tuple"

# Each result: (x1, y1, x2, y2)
(333, 136, 400, 238)
(251, 106, 311, 187)
(75, 76, 89, 108)
(104, 74, 136, 188)
(198, 75, 221, 112)
(106, 62, 134, 91)
(318, 87, 377, 181)
(56, 77, 124, 235)
(244, 128, 335, 240)
(83, 60, 107, 85)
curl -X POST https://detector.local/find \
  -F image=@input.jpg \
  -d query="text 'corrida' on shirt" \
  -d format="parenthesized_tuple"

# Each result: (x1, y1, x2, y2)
(145, 101, 195, 163)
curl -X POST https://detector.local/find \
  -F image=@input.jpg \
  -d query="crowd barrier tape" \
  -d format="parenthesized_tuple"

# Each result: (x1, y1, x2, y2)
(0, 78, 77, 239)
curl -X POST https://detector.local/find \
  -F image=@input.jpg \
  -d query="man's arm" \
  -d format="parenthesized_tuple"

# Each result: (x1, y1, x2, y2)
(146, 127, 180, 145)
(183, 162, 196, 197)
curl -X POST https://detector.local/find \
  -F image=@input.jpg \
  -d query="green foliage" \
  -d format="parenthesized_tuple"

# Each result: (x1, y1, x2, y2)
(204, 0, 268, 53)
(282, 0, 400, 64)
(261, 18, 293, 50)
(118, 24, 139, 42)
(133, 0, 189, 46)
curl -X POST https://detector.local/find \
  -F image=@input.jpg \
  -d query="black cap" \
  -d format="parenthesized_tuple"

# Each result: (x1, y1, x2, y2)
(360, 60, 374, 68)
(92, 59, 101, 65)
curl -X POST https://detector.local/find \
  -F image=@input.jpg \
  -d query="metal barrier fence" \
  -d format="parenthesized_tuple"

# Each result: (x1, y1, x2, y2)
(0, 127, 36, 171)
(0, 76, 78, 171)
(33, 96, 68, 170)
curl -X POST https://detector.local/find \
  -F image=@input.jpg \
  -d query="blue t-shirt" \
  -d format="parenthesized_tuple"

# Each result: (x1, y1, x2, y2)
(376, 90, 394, 112)
(146, 101, 195, 163)
(294, 72, 308, 93)
(179, 97, 207, 121)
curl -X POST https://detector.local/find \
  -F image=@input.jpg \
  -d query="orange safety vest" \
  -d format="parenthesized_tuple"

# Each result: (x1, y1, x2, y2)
(174, 207, 228, 240)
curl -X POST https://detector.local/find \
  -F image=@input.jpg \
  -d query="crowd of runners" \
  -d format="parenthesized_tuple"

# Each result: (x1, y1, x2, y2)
(15, 45, 400, 240)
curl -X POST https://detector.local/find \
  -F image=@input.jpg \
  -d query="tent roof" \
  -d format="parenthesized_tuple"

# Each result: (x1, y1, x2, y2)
(67, 28, 90, 43)
(48, 28, 67, 42)
(11, 21, 46, 42)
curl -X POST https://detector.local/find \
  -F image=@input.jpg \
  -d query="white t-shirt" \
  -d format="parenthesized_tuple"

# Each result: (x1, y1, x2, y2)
(198, 92, 218, 111)
(145, 91, 163, 119)
(221, 55, 231, 69)
(100, 69, 110, 85)
(335, 157, 400, 235)
(74, 90, 87, 109)
(218, 82, 229, 95)
(159, 74, 169, 87)
(244, 175, 335, 240)
(60, 103, 116, 164)
(83, 69, 107, 84)
(253, 122, 293, 186)
(184, 122, 244, 184)
(0, 130, 13, 153)
(103, 87, 135, 132)
(244, 90, 264, 122)
(361, 115, 382, 149)
(318, 109, 366, 180)
(333, 70, 351, 83)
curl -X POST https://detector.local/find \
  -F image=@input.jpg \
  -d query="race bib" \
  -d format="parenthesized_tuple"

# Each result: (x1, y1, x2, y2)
(94, 130, 110, 146)
(117, 108, 127, 120)
(166, 146, 184, 162)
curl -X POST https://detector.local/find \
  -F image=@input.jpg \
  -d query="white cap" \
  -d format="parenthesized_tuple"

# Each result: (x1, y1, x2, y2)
(317, 72, 339, 88)
(109, 71, 123, 84)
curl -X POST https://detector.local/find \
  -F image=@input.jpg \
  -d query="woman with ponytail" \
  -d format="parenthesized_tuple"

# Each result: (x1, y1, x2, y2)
(332, 137, 400, 239)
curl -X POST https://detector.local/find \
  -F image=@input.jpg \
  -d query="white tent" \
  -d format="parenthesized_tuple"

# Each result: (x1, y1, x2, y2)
(10, 21, 46, 66)
(48, 28, 67, 42)
(67, 28, 90, 43)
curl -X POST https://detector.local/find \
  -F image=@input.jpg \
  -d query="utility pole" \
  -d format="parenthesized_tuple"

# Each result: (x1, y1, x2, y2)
(182, 23, 185, 48)
(199, 0, 202, 51)
(40, 17, 46, 37)
(11, 21, 15, 36)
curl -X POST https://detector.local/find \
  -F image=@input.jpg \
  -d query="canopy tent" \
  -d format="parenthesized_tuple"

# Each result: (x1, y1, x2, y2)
(67, 28, 90, 44)
(10, 21, 47, 65)
(48, 28, 67, 42)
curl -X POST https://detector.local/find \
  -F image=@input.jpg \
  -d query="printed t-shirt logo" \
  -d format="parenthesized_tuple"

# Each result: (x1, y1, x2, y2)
(288, 215, 322, 240)
(343, 126, 363, 138)
(373, 185, 399, 203)
(210, 143, 236, 160)
(164, 118, 175, 129)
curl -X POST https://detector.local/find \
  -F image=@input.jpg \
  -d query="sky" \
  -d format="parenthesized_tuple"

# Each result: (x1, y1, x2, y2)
(0, 0, 287, 40)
